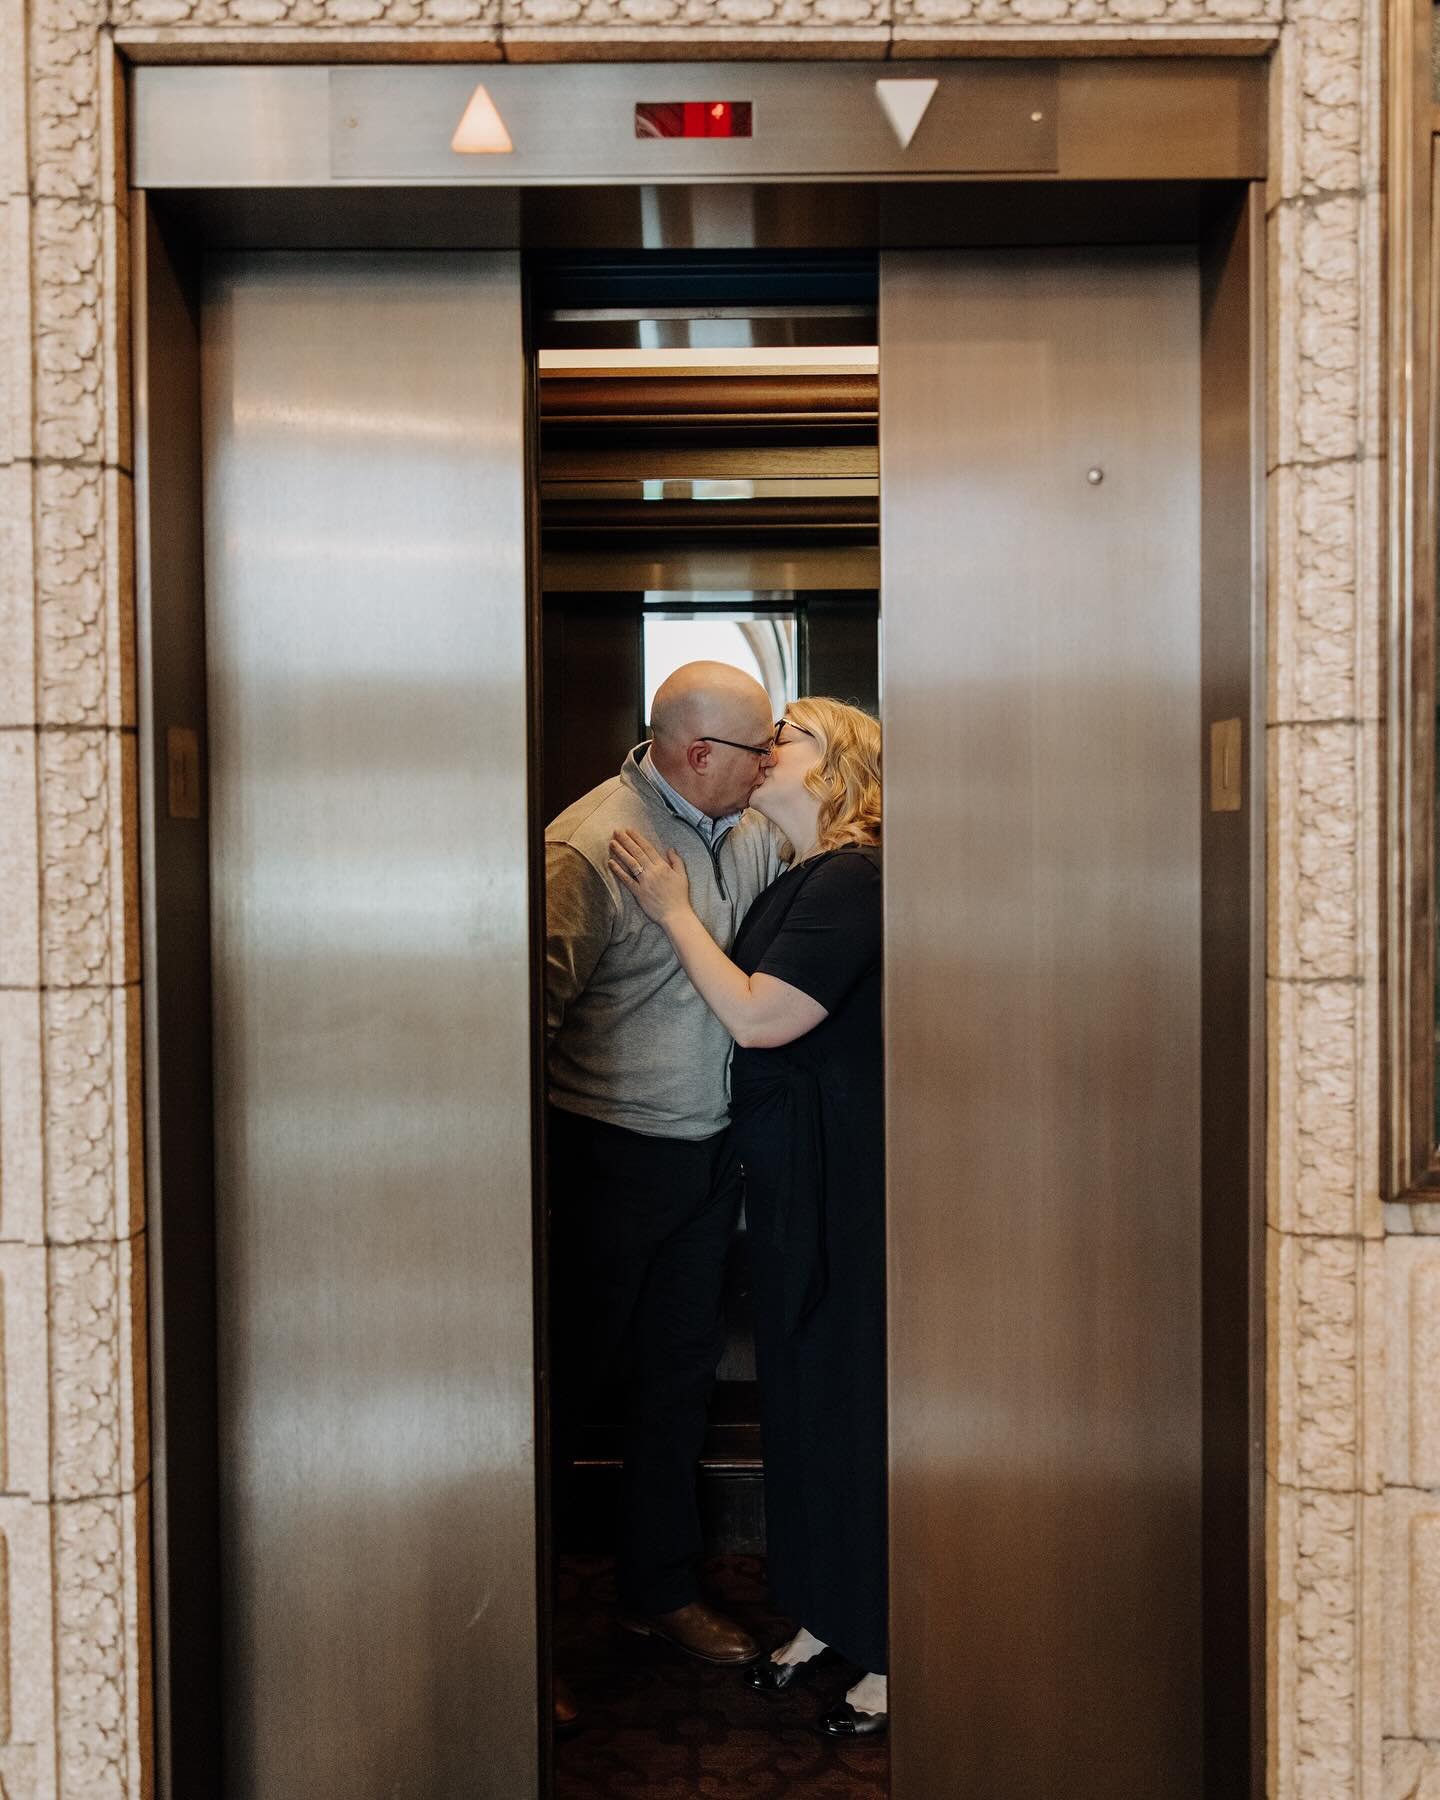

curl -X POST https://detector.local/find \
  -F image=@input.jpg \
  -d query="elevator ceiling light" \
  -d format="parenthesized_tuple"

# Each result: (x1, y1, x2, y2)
(451, 84, 513, 155)
(874, 78, 937, 151)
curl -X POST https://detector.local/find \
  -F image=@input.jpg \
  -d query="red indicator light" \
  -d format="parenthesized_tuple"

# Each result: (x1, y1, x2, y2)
(636, 102, 754, 140)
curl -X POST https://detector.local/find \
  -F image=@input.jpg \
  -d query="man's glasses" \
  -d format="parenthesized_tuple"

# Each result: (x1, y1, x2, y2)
(698, 718, 816, 759)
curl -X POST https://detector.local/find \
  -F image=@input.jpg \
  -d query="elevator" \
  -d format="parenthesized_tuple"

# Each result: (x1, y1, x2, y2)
(132, 58, 1266, 1800)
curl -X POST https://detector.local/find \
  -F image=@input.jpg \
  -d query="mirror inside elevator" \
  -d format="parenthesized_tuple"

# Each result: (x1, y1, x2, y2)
(534, 256, 887, 1798)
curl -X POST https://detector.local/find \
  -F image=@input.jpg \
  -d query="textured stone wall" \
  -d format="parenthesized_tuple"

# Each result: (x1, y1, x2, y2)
(0, 1, 1396, 1795)
(1266, 0, 1389, 1786)
(3, 0, 149, 1792)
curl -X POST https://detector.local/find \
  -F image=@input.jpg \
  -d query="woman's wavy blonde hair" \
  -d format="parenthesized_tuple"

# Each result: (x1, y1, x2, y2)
(784, 696, 882, 853)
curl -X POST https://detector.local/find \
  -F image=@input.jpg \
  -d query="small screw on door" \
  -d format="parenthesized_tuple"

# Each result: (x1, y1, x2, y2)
(1086, 467, 1104, 485)
(1031, 111, 1045, 122)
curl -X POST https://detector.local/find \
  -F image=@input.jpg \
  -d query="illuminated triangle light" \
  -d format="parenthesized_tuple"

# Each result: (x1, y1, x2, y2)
(874, 77, 938, 151)
(451, 83, 513, 155)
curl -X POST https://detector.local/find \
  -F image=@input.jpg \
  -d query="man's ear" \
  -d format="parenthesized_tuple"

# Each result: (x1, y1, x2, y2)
(686, 740, 711, 774)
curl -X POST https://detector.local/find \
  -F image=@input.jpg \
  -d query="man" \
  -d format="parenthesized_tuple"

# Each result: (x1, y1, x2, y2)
(546, 661, 783, 1707)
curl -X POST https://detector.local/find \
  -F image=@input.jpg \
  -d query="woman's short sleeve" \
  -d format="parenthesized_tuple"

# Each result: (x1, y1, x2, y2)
(755, 851, 881, 1013)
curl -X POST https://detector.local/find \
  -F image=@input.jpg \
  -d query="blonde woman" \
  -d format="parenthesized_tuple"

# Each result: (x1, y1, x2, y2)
(610, 697, 887, 1738)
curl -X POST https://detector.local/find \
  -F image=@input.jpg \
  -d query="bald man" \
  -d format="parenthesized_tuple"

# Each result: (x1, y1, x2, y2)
(546, 662, 783, 1680)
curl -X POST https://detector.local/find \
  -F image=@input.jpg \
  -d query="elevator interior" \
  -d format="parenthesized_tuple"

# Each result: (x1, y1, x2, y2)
(538, 259, 881, 1568)
(131, 56, 1267, 1800)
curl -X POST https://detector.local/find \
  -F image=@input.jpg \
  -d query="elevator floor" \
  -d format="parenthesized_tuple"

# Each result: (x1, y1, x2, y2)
(555, 1555, 888, 1798)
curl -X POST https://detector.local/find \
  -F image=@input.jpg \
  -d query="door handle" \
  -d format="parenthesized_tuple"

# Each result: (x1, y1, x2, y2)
(1210, 718, 1242, 812)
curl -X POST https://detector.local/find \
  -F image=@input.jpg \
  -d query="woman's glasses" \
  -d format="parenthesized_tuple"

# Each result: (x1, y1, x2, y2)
(771, 718, 816, 749)
(697, 717, 817, 759)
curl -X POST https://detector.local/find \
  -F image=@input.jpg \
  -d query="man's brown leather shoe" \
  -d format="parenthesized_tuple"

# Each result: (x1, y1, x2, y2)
(553, 1675, 581, 1736)
(619, 1601, 760, 1666)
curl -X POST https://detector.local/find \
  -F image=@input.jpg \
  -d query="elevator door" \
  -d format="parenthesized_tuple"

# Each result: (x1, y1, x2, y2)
(202, 253, 537, 1797)
(882, 250, 1203, 1798)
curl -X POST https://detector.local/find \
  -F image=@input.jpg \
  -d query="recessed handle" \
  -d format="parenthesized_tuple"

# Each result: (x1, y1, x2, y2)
(1209, 718, 1242, 813)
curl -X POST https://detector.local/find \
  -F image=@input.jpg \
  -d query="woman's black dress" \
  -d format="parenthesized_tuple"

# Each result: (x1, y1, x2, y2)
(730, 845, 886, 1674)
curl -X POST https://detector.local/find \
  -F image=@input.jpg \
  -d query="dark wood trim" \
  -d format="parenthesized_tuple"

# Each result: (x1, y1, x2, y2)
(542, 498, 877, 534)
(132, 193, 224, 1800)
(543, 443, 879, 480)
(1198, 183, 1268, 1800)
(539, 373, 877, 427)
(524, 261, 557, 1800)
(1387, 0, 1438, 1200)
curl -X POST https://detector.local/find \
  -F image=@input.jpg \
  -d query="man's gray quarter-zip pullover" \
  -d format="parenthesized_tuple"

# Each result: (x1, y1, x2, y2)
(545, 746, 784, 1140)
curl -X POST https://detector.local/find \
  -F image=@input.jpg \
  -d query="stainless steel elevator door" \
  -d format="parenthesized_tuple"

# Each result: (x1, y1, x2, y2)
(202, 253, 536, 1798)
(881, 251, 1203, 1798)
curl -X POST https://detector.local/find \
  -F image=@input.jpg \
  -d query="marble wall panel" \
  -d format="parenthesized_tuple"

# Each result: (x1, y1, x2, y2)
(1274, 1482, 1386, 1800)
(0, 1245, 52, 1502)
(1385, 1237, 1440, 1492)
(0, 732, 41, 992)
(1387, 1737, 1440, 1800)
(0, 207, 35, 482)
(0, 993, 44, 1248)
(0, 1495, 59, 1800)
(37, 728, 137, 991)
(1270, 456, 1384, 725)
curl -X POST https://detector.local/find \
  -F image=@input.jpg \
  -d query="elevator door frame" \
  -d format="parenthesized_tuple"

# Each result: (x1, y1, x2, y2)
(132, 95, 1266, 1800)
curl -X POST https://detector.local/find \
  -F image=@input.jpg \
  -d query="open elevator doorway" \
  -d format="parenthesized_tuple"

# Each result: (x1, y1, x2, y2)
(534, 252, 887, 1800)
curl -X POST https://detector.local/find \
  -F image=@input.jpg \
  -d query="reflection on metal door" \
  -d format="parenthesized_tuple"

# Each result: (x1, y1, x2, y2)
(202, 253, 536, 1797)
(882, 251, 1203, 1798)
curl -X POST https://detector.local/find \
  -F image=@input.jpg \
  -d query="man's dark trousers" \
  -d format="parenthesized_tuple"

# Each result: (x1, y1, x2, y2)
(548, 1104, 741, 1616)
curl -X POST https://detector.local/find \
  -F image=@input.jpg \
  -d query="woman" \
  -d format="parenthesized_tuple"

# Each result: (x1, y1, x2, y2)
(609, 696, 886, 1738)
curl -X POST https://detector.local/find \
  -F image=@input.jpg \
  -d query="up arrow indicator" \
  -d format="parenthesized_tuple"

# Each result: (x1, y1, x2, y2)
(875, 78, 939, 151)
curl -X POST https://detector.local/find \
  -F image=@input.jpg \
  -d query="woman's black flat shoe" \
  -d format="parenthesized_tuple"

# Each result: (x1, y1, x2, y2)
(818, 1699, 888, 1738)
(744, 1650, 832, 1696)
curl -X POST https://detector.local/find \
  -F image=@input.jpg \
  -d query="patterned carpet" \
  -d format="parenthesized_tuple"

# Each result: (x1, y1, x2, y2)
(554, 1555, 889, 1799)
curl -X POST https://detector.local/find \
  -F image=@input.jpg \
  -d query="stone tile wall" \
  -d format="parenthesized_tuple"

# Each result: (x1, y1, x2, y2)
(1266, 0, 1390, 1788)
(0, 2, 1397, 1795)
(4, 2, 149, 1793)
